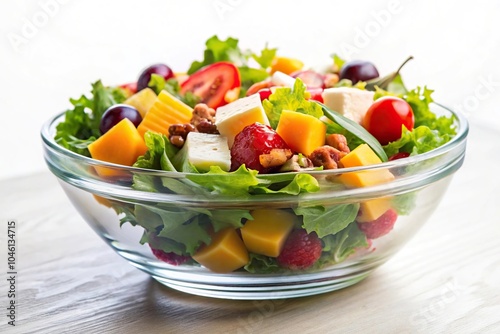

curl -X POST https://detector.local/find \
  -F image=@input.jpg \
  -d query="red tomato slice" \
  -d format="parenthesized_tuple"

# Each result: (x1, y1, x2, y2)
(181, 62, 240, 109)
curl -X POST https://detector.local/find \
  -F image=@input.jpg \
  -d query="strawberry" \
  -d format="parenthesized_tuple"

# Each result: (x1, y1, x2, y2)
(150, 247, 190, 266)
(357, 209, 398, 239)
(231, 123, 291, 173)
(277, 229, 322, 270)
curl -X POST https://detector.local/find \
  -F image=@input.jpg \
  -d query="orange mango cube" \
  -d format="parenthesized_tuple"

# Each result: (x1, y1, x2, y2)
(337, 144, 394, 188)
(193, 228, 249, 273)
(88, 118, 147, 177)
(270, 56, 304, 75)
(276, 110, 326, 156)
(357, 197, 393, 223)
(241, 209, 297, 257)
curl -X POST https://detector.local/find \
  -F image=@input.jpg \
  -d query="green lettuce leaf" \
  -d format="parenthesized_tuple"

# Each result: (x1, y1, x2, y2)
(251, 173, 320, 195)
(294, 203, 360, 238)
(141, 231, 188, 257)
(383, 125, 453, 157)
(391, 191, 417, 216)
(244, 253, 281, 274)
(252, 44, 277, 68)
(132, 131, 179, 192)
(334, 79, 367, 90)
(209, 209, 253, 232)
(404, 86, 456, 136)
(263, 78, 323, 128)
(238, 66, 270, 96)
(55, 80, 128, 156)
(188, 36, 247, 74)
(331, 53, 346, 71)
(143, 205, 211, 255)
(186, 165, 265, 196)
(148, 74, 200, 108)
(319, 222, 368, 265)
(134, 131, 178, 171)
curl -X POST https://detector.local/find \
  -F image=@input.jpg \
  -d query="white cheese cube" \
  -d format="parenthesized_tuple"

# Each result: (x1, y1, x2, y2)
(321, 87, 375, 124)
(215, 93, 270, 147)
(184, 132, 231, 172)
(271, 71, 296, 87)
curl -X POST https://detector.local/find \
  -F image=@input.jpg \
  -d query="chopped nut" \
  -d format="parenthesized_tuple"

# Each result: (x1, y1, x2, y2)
(309, 145, 347, 170)
(324, 73, 340, 88)
(279, 155, 315, 172)
(191, 103, 216, 124)
(259, 149, 293, 168)
(196, 120, 219, 134)
(168, 123, 195, 148)
(170, 135, 185, 148)
(191, 103, 218, 134)
(326, 134, 350, 153)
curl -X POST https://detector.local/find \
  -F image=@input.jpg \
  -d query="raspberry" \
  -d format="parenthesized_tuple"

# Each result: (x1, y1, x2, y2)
(357, 209, 398, 239)
(277, 229, 322, 270)
(150, 247, 190, 266)
(231, 123, 291, 173)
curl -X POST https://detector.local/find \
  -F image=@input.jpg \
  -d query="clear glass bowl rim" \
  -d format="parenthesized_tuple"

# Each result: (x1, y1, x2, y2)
(41, 102, 469, 205)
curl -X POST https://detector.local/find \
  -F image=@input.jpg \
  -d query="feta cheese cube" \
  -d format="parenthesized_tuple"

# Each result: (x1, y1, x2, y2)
(321, 87, 375, 124)
(215, 93, 270, 147)
(184, 132, 231, 172)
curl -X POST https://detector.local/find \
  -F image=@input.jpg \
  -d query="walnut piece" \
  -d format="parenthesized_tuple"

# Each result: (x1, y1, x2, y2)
(326, 134, 350, 153)
(168, 123, 196, 148)
(324, 73, 340, 88)
(279, 154, 315, 172)
(259, 149, 293, 168)
(309, 145, 347, 170)
(191, 103, 218, 134)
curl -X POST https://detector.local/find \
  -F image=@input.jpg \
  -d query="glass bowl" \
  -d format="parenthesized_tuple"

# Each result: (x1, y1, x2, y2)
(41, 103, 468, 300)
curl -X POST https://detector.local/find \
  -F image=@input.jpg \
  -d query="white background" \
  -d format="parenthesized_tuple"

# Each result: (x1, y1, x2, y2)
(1, 0, 499, 180)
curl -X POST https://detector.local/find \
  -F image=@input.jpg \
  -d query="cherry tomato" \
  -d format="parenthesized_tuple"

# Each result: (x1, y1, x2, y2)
(180, 62, 240, 109)
(362, 96, 414, 145)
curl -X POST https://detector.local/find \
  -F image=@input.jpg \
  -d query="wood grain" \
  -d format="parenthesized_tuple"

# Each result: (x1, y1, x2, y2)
(1, 122, 499, 334)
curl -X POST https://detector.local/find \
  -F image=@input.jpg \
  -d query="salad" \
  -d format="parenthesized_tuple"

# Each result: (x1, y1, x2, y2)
(54, 36, 457, 274)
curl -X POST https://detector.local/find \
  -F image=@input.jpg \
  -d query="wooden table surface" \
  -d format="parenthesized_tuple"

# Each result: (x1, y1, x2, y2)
(1, 120, 499, 334)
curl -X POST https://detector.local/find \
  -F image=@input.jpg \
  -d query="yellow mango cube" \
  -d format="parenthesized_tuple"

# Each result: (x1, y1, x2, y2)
(88, 118, 148, 177)
(270, 56, 304, 75)
(276, 110, 326, 156)
(340, 143, 382, 167)
(357, 197, 393, 223)
(241, 209, 298, 257)
(137, 90, 193, 137)
(192, 228, 249, 273)
(124, 87, 157, 118)
(337, 144, 394, 188)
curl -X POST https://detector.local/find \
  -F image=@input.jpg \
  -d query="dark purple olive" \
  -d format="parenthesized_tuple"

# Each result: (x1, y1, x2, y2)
(339, 60, 379, 84)
(100, 104, 142, 134)
(137, 63, 174, 91)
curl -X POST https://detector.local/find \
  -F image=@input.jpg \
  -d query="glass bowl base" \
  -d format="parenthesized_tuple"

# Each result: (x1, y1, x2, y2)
(116, 247, 381, 300)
